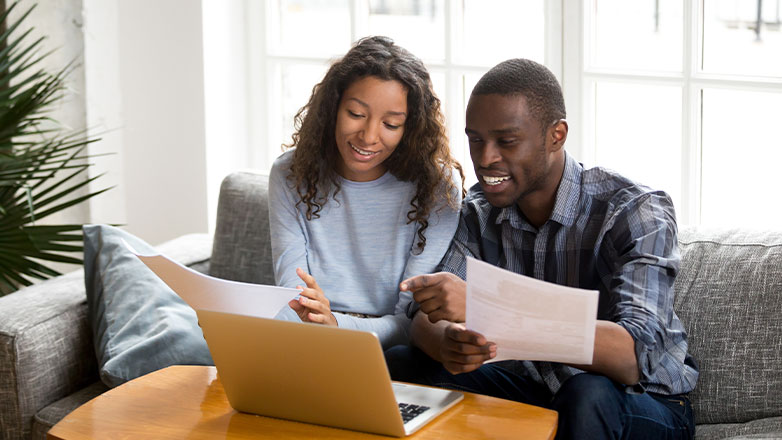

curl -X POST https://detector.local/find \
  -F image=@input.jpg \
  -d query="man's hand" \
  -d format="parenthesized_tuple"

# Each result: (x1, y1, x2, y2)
(400, 272, 467, 323)
(439, 323, 496, 374)
(289, 268, 338, 326)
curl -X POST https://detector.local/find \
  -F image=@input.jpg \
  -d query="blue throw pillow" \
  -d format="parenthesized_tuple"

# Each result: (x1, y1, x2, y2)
(83, 224, 213, 387)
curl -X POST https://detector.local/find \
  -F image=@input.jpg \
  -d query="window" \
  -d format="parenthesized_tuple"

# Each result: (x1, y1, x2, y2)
(564, 0, 782, 227)
(207, 0, 781, 231)
(252, 0, 560, 187)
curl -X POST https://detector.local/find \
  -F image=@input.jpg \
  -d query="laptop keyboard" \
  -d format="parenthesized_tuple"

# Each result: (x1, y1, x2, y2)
(398, 402, 430, 424)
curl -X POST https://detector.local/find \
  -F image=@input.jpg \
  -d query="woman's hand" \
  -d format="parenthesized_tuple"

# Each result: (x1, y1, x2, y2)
(288, 267, 338, 326)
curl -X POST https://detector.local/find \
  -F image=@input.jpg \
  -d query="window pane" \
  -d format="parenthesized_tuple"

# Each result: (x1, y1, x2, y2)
(593, 82, 682, 211)
(456, 73, 482, 187)
(270, 0, 350, 57)
(459, 0, 545, 66)
(589, 0, 682, 72)
(700, 88, 782, 227)
(702, 0, 782, 77)
(268, 63, 329, 164)
(368, 0, 445, 62)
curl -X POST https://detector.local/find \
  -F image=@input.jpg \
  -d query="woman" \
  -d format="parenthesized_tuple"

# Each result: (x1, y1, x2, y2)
(268, 36, 463, 349)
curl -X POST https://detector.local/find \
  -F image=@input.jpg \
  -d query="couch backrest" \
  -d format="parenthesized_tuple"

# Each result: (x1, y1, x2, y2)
(674, 227, 782, 425)
(209, 171, 275, 285)
(209, 173, 782, 425)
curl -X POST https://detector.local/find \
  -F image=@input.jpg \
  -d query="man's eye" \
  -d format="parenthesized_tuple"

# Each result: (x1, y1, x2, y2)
(467, 137, 482, 144)
(499, 138, 517, 145)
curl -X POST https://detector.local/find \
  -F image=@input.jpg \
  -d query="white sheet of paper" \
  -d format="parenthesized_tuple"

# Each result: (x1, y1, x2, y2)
(465, 257, 598, 365)
(124, 240, 298, 319)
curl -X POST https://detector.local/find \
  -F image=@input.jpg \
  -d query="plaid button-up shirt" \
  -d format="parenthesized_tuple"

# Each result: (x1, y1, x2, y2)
(437, 152, 699, 396)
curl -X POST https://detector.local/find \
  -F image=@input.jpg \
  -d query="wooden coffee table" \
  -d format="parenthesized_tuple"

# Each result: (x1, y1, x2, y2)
(48, 365, 557, 439)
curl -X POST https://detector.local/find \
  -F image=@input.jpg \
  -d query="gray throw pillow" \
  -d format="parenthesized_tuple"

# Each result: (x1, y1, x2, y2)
(83, 224, 213, 387)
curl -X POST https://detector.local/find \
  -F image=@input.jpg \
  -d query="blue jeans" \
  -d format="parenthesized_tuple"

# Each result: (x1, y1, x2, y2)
(385, 345, 695, 440)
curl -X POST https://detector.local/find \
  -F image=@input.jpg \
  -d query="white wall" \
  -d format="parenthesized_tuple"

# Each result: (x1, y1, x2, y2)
(12, 0, 89, 228)
(202, 0, 255, 234)
(83, 0, 209, 245)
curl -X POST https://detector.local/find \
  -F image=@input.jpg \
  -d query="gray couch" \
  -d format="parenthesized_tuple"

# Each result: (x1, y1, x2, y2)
(1, 171, 780, 439)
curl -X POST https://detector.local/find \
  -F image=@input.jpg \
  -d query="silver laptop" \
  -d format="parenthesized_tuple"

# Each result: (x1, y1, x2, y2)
(195, 309, 463, 437)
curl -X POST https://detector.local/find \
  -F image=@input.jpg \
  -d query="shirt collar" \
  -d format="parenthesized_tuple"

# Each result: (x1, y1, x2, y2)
(494, 151, 583, 229)
(549, 152, 582, 227)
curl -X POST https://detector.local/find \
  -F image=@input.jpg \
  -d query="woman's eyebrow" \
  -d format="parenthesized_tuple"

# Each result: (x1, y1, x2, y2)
(346, 97, 370, 108)
(346, 97, 407, 117)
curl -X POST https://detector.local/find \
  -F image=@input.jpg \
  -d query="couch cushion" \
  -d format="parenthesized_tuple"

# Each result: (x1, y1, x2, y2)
(694, 416, 782, 439)
(209, 171, 275, 284)
(83, 225, 213, 388)
(31, 381, 109, 440)
(674, 227, 782, 425)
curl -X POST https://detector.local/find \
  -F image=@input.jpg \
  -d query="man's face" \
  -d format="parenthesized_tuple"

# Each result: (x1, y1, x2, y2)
(465, 93, 555, 209)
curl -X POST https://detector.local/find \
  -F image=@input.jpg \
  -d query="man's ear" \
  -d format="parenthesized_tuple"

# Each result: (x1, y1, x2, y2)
(548, 119, 568, 152)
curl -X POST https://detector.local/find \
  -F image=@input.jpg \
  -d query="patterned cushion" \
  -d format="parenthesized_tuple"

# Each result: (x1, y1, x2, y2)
(674, 227, 782, 425)
(209, 171, 275, 285)
(83, 225, 214, 387)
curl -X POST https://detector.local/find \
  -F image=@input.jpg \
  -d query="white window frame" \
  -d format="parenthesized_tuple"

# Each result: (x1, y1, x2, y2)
(246, 0, 564, 180)
(562, 0, 782, 225)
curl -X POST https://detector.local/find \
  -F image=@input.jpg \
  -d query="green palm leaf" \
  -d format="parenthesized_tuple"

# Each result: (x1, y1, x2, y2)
(0, 1, 111, 294)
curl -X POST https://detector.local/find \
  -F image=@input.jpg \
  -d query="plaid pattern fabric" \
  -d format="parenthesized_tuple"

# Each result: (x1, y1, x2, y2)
(438, 153, 699, 396)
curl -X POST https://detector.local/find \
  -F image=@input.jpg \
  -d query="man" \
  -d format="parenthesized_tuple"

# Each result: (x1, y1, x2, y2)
(388, 59, 698, 439)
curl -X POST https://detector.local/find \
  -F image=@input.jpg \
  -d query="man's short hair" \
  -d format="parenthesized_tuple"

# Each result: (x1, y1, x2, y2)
(471, 59, 566, 132)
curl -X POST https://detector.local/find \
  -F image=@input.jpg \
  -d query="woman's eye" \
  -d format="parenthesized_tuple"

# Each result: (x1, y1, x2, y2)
(384, 122, 401, 130)
(348, 110, 363, 118)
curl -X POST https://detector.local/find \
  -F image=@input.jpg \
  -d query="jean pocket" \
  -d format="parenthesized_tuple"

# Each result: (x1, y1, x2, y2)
(666, 397, 687, 416)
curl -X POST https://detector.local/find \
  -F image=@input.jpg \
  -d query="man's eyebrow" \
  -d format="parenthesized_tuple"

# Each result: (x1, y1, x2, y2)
(346, 97, 406, 117)
(489, 127, 521, 135)
(465, 127, 521, 135)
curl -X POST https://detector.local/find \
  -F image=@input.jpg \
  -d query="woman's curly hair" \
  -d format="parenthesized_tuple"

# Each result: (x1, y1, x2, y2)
(284, 36, 464, 252)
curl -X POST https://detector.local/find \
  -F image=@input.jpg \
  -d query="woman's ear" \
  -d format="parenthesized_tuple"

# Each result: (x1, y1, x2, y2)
(548, 119, 568, 152)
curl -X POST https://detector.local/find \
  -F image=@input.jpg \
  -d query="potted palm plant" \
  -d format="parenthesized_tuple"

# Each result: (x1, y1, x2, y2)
(0, 1, 110, 295)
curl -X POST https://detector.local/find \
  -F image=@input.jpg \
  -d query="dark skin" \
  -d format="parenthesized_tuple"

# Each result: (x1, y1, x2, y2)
(400, 93, 640, 385)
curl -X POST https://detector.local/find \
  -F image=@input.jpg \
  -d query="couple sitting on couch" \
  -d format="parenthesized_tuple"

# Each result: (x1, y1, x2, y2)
(268, 36, 698, 440)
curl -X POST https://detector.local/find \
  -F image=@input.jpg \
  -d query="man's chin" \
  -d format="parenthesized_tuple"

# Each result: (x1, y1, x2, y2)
(482, 190, 516, 209)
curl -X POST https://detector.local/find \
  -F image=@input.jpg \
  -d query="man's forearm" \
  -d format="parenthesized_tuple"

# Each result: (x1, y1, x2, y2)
(410, 312, 450, 362)
(571, 320, 640, 385)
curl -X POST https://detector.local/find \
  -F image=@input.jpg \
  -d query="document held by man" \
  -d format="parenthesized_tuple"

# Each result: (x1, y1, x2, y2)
(123, 239, 298, 318)
(465, 257, 598, 365)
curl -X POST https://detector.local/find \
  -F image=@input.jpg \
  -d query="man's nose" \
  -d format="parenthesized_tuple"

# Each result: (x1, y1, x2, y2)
(474, 142, 501, 168)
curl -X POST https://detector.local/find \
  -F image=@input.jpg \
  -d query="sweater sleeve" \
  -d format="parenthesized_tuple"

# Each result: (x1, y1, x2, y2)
(330, 313, 412, 349)
(268, 156, 309, 320)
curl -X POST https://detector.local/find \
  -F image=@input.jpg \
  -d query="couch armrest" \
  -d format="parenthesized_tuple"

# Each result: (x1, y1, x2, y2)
(0, 232, 212, 440)
(0, 270, 94, 440)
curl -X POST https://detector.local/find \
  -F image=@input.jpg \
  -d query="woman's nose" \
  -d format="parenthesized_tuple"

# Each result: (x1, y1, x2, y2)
(359, 120, 381, 145)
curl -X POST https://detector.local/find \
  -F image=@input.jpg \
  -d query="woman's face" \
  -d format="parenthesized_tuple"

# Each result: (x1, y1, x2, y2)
(334, 76, 408, 182)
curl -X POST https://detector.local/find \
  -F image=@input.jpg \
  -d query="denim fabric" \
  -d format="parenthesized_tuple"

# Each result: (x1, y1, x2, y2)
(386, 345, 695, 440)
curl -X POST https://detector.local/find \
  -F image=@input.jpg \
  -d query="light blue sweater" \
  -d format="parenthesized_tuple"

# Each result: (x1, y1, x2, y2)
(268, 150, 460, 348)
